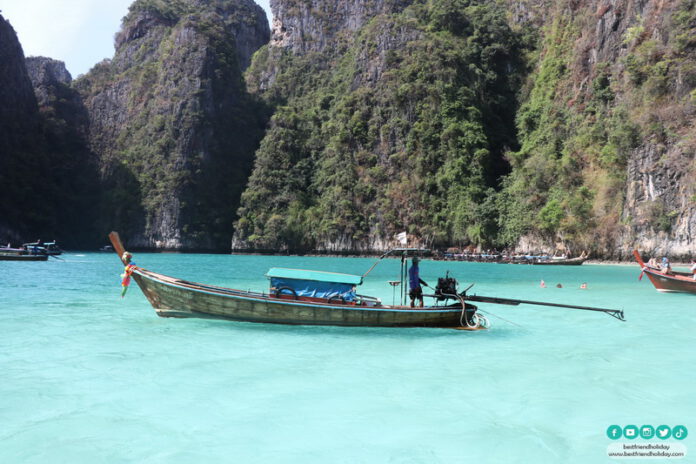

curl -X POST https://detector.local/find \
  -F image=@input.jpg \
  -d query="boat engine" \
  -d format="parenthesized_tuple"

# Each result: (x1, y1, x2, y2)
(434, 271, 458, 301)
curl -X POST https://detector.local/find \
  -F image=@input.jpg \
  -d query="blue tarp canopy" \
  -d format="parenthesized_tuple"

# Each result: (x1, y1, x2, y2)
(265, 268, 362, 301)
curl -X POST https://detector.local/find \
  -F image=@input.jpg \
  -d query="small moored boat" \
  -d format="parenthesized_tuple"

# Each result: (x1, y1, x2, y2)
(0, 243, 49, 261)
(21, 241, 62, 256)
(519, 252, 588, 265)
(633, 250, 696, 295)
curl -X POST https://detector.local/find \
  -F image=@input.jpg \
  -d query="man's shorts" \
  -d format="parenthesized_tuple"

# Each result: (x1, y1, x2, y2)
(409, 287, 423, 299)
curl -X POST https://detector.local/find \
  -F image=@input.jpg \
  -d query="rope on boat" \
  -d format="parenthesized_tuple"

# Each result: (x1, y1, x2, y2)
(476, 308, 524, 328)
(455, 294, 479, 329)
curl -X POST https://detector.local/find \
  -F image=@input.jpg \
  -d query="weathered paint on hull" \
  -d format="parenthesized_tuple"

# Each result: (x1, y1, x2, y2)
(132, 271, 481, 329)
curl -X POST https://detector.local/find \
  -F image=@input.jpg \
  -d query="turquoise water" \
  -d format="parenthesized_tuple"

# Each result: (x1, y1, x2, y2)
(1, 253, 694, 463)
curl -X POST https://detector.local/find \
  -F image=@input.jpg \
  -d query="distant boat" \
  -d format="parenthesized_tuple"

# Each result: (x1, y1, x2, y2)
(527, 253, 588, 265)
(0, 243, 49, 260)
(633, 250, 696, 295)
(22, 241, 62, 255)
(440, 251, 587, 265)
(107, 232, 624, 329)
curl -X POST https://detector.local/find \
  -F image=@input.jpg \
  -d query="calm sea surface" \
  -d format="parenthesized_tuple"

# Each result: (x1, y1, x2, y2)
(1, 253, 694, 463)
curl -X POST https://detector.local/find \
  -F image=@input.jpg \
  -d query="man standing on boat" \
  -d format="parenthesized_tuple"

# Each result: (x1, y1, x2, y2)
(409, 257, 429, 308)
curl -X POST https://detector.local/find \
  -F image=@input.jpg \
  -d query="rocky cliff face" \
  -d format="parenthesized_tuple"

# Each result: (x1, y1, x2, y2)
(0, 16, 48, 241)
(236, 0, 526, 253)
(248, 0, 415, 94)
(76, 0, 270, 250)
(0, 15, 39, 127)
(269, 0, 410, 52)
(24, 56, 100, 246)
(25, 57, 91, 141)
(503, 0, 695, 259)
(113, 0, 268, 70)
(3, 1, 693, 256)
(237, 0, 695, 258)
(0, 16, 99, 246)
(606, 0, 695, 258)
(25, 57, 73, 102)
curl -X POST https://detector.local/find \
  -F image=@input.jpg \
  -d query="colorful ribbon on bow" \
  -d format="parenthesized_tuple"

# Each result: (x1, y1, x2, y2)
(121, 263, 137, 297)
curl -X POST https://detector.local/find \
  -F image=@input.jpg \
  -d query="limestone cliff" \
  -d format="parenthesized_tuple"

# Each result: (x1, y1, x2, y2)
(237, 0, 695, 258)
(236, 0, 526, 252)
(0, 16, 39, 126)
(0, 16, 99, 246)
(0, 14, 42, 241)
(24, 57, 100, 246)
(76, 0, 270, 250)
(503, 0, 696, 259)
(3, 0, 694, 257)
(269, 0, 411, 52)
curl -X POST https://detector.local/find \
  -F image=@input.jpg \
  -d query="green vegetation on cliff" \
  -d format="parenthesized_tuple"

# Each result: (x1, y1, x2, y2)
(238, 0, 695, 255)
(75, 0, 269, 249)
(5, 0, 694, 254)
(236, 0, 529, 250)
(499, 0, 696, 254)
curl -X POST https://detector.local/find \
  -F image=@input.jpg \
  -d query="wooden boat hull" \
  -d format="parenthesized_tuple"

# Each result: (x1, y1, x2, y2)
(0, 253, 48, 261)
(633, 250, 696, 295)
(131, 269, 482, 329)
(642, 270, 696, 294)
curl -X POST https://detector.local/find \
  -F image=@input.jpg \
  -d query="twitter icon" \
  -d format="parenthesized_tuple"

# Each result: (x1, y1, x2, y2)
(656, 425, 671, 440)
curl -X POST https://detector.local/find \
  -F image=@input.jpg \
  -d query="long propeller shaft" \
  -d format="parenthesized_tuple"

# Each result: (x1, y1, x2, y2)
(465, 294, 625, 321)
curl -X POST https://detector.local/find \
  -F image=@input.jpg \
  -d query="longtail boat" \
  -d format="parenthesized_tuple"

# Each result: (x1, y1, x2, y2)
(633, 250, 696, 294)
(441, 252, 587, 265)
(21, 241, 62, 255)
(527, 253, 588, 265)
(109, 232, 624, 329)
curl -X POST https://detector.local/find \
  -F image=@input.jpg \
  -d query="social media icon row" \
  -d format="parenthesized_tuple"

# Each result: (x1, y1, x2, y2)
(607, 425, 688, 440)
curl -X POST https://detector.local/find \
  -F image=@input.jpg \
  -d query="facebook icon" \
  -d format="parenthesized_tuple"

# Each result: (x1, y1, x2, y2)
(607, 425, 622, 440)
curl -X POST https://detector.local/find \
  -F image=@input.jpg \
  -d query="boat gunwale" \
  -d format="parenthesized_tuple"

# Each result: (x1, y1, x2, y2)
(642, 266, 695, 283)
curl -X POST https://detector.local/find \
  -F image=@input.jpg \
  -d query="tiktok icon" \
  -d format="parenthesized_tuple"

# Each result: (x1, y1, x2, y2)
(672, 425, 688, 440)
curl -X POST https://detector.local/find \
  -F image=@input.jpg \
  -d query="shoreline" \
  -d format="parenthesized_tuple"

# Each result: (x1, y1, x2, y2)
(94, 247, 694, 267)
(228, 253, 695, 267)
